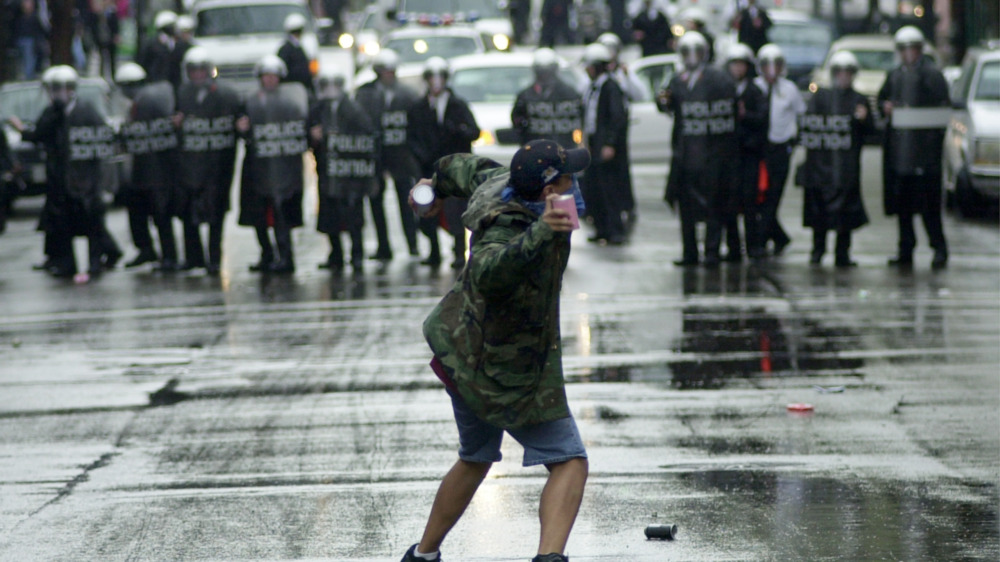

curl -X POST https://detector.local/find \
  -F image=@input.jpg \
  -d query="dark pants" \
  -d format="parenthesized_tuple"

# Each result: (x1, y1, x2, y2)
(738, 152, 766, 258)
(762, 142, 793, 251)
(182, 218, 224, 268)
(678, 197, 722, 263)
(255, 203, 294, 267)
(895, 175, 947, 259)
(127, 192, 176, 263)
(327, 197, 365, 268)
(812, 228, 851, 262)
(380, 158, 419, 256)
(366, 185, 392, 260)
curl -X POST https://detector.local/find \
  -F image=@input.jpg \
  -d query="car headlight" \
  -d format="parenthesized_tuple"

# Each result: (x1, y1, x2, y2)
(974, 139, 1000, 167)
(359, 41, 380, 56)
(472, 129, 495, 147)
(492, 33, 510, 51)
(338, 33, 355, 49)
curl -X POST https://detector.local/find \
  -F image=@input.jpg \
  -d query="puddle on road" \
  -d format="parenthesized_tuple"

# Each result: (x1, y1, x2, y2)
(668, 469, 999, 560)
(566, 306, 864, 389)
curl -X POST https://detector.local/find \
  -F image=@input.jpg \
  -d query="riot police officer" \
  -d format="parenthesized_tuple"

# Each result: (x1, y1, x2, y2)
(138, 11, 177, 85)
(174, 47, 241, 275)
(9, 66, 120, 279)
(355, 49, 422, 260)
(407, 56, 480, 269)
(658, 32, 738, 266)
(278, 13, 314, 95)
(237, 55, 310, 274)
(726, 42, 768, 261)
(511, 48, 583, 148)
(310, 71, 377, 273)
(117, 62, 182, 271)
(878, 26, 950, 269)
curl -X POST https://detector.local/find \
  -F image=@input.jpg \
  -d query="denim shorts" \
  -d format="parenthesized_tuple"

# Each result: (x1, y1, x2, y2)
(447, 388, 587, 467)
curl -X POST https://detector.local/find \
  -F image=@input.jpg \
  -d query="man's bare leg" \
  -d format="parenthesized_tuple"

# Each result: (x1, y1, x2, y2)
(538, 457, 589, 555)
(417, 459, 492, 553)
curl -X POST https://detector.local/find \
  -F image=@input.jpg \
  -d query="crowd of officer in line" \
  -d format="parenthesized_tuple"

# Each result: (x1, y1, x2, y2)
(0, 8, 953, 280)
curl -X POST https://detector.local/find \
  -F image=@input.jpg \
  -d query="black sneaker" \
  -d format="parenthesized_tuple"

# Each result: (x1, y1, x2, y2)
(400, 544, 440, 562)
(532, 554, 569, 562)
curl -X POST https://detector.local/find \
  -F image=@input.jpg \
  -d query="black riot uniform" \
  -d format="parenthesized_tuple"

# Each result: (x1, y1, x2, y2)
(800, 86, 873, 266)
(309, 91, 377, 272)
(21, 98, 119, 277)
(511, 76, 583, 147)
(0, 128, 16, 234)
(878, 56, 950, 268)
(137, 31, 175, 84)
(278, 37, 314, 95)
(661, 65, 738, 266)
(120, 81, 181, 270)
(238, 82, 310, 274)
(407, 87, 480, 268)
(733, 76, 768, 260)
(175, 79, 241, 274)
(582, 71, 629, 244)
(355, 77, 422, 259)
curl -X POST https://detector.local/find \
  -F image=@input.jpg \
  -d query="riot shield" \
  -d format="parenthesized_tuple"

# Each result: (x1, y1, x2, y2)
(245, 82, 309, 200)
(121, 81, 178, 157)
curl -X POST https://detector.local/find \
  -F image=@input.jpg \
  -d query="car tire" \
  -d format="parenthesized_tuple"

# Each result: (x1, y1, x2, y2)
(954, 167, 980, 219)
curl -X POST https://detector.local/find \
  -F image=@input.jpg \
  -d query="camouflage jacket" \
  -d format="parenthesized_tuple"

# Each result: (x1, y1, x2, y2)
(423, 153, 571, 429)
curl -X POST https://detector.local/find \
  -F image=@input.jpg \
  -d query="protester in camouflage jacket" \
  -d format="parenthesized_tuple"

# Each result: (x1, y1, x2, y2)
(421, 143, 589, 429)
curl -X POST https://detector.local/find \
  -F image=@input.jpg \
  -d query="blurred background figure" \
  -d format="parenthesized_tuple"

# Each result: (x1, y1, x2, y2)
(631, 0, 672, 57)
(94, 0, 119, 82)
(735, 0, 772, 54)
(137, 10, 177, 85)
(12, 0, 47, 79)
(278, 13, 314, 95)
(540, 0, 573, 48)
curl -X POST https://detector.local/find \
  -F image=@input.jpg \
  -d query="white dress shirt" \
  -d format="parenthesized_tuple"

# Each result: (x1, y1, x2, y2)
(754, 76, 805, 144)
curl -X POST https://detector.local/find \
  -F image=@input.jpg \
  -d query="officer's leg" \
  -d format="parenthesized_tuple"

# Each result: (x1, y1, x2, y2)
(835, 228, 855, 267)
(207, 217, 224, 274)
(810, 228, 827, 264)
(724, 214, 742, 261)
(48, 218, 76, 277)
(272, 204, 294, 274)
(921, 183, 948, 266)
(126, 192, 158, 266)
(389, 166, 419, 255)
(251, 226, 274, 272)
(894, 207, 916, 265)
(367, 180, 392, 260)
(444, 199, 466, 268)
(181, 217, 205, 270)
(764, 145, 791, 253)
(349, 197, 365, 271)
(704, 213, 722, 266)
(154, 211, 179, 270)
(419, 216, 441, 267)
(676, 198, 699, 266)
(98, 223, 122, 268)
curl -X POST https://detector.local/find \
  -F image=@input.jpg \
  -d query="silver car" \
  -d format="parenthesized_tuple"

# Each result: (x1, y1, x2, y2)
(944, 47, 1000, 217)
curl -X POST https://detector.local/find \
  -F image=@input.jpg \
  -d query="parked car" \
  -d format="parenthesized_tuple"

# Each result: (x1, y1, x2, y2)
(0, 78, 130, 211)
(944, 47, 1000, 217)
(395, 0, 512, 51)
(808, 34, 938, 132)
(191, 0, 348, 93)
(765, 9, 833, 88)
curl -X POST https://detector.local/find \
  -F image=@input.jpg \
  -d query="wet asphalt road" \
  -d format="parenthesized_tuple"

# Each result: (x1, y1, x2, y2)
(0, 147, 998, 561)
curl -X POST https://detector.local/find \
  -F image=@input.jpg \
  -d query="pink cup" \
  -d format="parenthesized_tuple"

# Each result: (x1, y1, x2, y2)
(552, 194, 580, 230)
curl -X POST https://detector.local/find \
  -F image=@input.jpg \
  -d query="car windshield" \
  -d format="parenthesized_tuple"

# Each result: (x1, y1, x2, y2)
(974, 61, 1000, 101)
(848, 49, 897, 71)
(0, 83, 109, 123)
(451, 66, 582, 102)
(384, 35, 478, 63)
(768, 23, 832, 48)
(196, 5, 310, 36)
(399, 0, 502, 18)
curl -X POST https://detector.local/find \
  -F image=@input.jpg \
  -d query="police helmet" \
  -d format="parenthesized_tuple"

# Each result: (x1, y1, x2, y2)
(596, 32, 622, 55)
(183, 46, 213, 70)
(894, 26, 924, 48)
(372, 49, 400, 72)
(255, 54, 288, 78)
(176, 14, 195, 33)
(284, 13, 308, 33)
(47, 65, 79, 88)
(154, 10, 178, 31)
(532, 48, 559, 71)
(829, 50, 860, 74)
(40, 66, 60, 86)
(115, 62, 147, 84)
(582, 43, 613, 65)
(677, 31, 708, 54)
(725, 43, 755, 64)
(422, 56, 450, 80)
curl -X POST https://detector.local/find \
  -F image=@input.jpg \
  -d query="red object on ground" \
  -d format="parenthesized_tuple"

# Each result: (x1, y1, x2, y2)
(787, 403, 815, 413)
